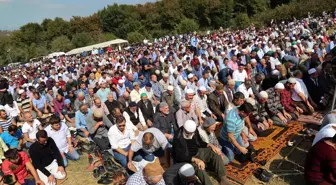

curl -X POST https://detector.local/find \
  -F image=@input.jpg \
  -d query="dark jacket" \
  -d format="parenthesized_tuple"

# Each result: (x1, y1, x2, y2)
(138, 100, 154, 122)
(153, 111, 177, 135)
(125, 107, 140, 125)
(207, 91, 228, 117)
(172, 128, 208, 163)
(105, 99, 120, 114)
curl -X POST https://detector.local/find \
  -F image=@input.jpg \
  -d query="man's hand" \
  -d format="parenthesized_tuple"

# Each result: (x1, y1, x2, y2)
(267, 119, 273, 127)
(193, 158, 205, 170)
(48, 175, 55, 185)
(209, 144, 221, 155)
(96, 121, 104, 127)
(68, 145, 74, 153)
(278, 114, 287, 123)
(249, 128, 257, 137)
(36, 179, 45, 185)
(239, 147, 248, 154)
(147, 120, 153, 127)
(166, 134, 174, 140)
(83, 130, 90, 137)
(221, 113, 225, 119)
(199, 118, 204, 125)
(308, 104, 315, 112)
(284, 112, 292, 120)
(57, 166, 66, 175)
(296, 107, 303, 114)
(242, 134, 248, 144)
(211, 114, 217, 120)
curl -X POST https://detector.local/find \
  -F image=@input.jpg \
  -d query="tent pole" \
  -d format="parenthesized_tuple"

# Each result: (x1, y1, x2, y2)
(331, 84, 336, 111)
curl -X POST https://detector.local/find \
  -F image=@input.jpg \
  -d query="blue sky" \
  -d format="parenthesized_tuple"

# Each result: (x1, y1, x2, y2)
(0, 0, 154, 30)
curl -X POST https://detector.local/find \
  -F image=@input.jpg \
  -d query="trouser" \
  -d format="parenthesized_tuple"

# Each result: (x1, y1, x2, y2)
(220, 135, 249, 162)
(62, 149, 80, 167)
(133, 149, 165, 162)
(113, 145, 131, 168)
(93, 136, 110, 151)
(294, 101, 313, 115)
(25, 141, 34, 148)
(272, 116, 287, 127)
(37, 160, 66, 185)
(192, 148, 226, 185)
(243, 125, 257, 142)
(23, 179, 36, 185)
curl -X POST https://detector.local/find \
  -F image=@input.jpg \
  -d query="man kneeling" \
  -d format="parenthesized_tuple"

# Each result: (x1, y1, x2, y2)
(172, 120, 231, 185)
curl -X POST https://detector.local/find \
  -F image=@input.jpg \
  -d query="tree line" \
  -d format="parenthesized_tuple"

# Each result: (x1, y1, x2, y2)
(0, 0, 335, 66)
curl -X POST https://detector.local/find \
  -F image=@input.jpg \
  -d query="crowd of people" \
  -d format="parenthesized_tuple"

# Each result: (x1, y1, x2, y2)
(0, 12, 335, 185)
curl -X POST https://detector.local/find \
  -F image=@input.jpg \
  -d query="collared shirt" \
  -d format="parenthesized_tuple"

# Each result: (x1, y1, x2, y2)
(123, 109, 146, 126)
(151, 81, 162, 99)
(91, 102, 110, 116)
(45, 122, 71, 153)
(237, 84, 253, 99)
(75, 109, 92, 129)
(131, 128, 168, 153)
(0, 116, 13, 132)
(96, 88, 111, 103)
(280, 87, 296, 112)
(194, 94, 212, 117)
(130, 89, 141, 103)
(32, 96, 46, 110)
(220, 107, 244, 141)
(140, 87, 154, 101)
(198, 78, 211, 91)
(175, 108, 198, 128)
(159, 79, 169, 92)
(108, 122, 136, 149)
(232, 70, 248, 82)
(266, 88, 283, 116)
(291, 78, 308, 102)
(21, 119, 41, 140)
(117, 84, 126, 96)
(126, 170, 165, 185)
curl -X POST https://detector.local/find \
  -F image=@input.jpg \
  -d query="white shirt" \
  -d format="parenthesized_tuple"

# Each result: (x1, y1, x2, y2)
(21, 119, 41, 140)
(130, 90, 141, 103)
(312, 123, 336, 146)
(237, 84, 253, 99)
(140, 87, 154, 102)
(4, 102, 20, 117)
(232, 70, 248, 82)
(108, 122, 136, 149)
(194, 95, 212, 118)
(45, 122, 71, 153)
(291, 78, 308, 102)
(98, 77, 108, 85)
(123, 109, 146, 126)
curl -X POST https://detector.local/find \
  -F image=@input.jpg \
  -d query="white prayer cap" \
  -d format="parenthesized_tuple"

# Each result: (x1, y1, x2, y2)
(118, 79, 125, 84)
(167, 85, 174, 91)
(199, 86, 206, 91)
(28, 83, 33, 87)
(271, 70, 280, 75)
(186, 89, 195, 94)
(259, 91, 268, 99)
(228, 79, 235, 85)
(18, 89, 25, 94)
(251, 59, 257, 63)
(184, 120, 197, 133)
(178, 164, 195, 177)
(305, 48, 313, 53)
(163, 73, 169, 78)
(293, 45, 298, 49)
(308, 68, 317, 75)
(22, 84, 27, 88)
(93, 69, 97, 72)
(275, 61, 282, 66)
(173, 70, 179, 75)
(245, 98, 256, 106)
(275, 83, 285, 90)
(155, 70, 160, 75)
(288, 77, 296, 84)
(188, 74, 194, 79)
(180, 80, 187, 86)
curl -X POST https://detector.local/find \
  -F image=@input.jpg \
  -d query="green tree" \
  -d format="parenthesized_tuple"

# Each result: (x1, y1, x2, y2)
(127, 31, 146, 44)
(45, 17, 71, 42)
(71, 32, 93, 48)
(234, 13, 250, 29)
(176, 18, 199, 33)
(51, 36, 73, 52)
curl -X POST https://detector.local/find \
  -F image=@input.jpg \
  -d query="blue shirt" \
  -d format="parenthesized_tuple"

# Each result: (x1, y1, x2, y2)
(190, 36, 198, 48)
(1, 131, 19, 148)
(117, 84, 126, 96)
(220, 108, 244, 141)
(32, 96, 46, 110)
(125, 80, 134, 91)
(75, 109, 92, 129)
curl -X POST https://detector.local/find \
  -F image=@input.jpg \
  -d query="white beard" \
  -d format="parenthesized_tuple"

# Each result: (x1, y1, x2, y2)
(183, 132, 195, 140)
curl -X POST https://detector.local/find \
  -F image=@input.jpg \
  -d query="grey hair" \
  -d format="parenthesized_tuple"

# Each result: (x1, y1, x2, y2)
(180, 100, 190, 108)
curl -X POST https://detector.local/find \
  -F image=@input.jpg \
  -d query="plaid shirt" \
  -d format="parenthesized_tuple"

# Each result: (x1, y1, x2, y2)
(250, 99, 269, 123)
(280, 86, 296, 113)
(126, 170, 165, 185)
(266, 88, 283, 117)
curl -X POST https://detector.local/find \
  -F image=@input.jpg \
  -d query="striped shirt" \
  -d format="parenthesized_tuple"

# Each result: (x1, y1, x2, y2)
(17, 97, 31, 112)
(220, 107, 244, 141)
(0, 116, 13, 132)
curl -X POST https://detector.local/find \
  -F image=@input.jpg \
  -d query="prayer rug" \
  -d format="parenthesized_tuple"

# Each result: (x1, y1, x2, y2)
(225, 122, 304, 184)
(297, 111, 327, 125)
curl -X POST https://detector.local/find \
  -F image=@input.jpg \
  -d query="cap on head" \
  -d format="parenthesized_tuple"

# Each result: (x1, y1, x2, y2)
(259, 91, 268, 99)
(203, 117, 216, 128)
(275, 83, 285, 90)
(308, 68, 317, 75)
(288, 77, 296, 84)
(167, 85, 174, 91)
(184, 120, 197, 132)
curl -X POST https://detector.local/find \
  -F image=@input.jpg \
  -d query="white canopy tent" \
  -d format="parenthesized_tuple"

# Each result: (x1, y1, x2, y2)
(66, 39, 128, 55)
(47, 52, 66, 58)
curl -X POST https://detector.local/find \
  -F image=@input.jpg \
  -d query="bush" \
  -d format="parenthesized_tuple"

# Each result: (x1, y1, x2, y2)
(127, 31, 146, 44)
(234, 13, 250, 29)
(51, 36, 73, 52)
(175, 18, 199, 34)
